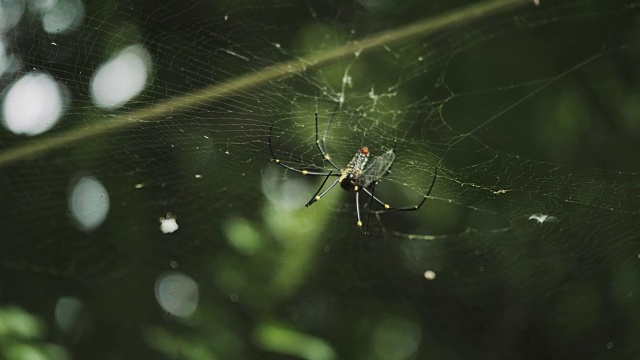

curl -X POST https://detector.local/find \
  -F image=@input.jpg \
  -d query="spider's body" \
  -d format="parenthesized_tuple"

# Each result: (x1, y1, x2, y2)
(269, 111, 436, 234)
(339, 146, 369, 191)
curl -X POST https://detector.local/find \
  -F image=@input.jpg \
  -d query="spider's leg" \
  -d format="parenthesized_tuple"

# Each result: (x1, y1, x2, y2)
(269, 124, 338, 176)
(363, 185, 376, 235)
(354, 191, 368, 234)
(361, 186, 391, 210)
(315, 112, 341, 171)
(425, 166, 438, 197)
(306, 173, 341, 207)
(364, 167, 438, 212)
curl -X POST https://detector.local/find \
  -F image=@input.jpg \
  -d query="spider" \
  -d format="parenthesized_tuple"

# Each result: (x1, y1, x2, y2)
(268, 111, 437, 234)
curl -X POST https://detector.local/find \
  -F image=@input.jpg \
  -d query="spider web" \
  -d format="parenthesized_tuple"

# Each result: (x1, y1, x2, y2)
(1, 0, 639, 358)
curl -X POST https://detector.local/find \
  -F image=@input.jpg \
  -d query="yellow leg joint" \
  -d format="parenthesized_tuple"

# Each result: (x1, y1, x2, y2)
(357, 221, 363, 227)
(384, 204, 390, 209)
(301, 170, 308, 175)
(315, 195, 320, 201)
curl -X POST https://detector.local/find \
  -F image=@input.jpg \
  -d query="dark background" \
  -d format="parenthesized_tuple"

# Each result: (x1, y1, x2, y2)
(1, 0, 639, 359)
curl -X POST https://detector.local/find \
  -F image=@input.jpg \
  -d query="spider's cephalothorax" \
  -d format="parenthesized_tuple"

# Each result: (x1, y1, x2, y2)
(339, 146, 369, 192)
(268, 111, 437, 234)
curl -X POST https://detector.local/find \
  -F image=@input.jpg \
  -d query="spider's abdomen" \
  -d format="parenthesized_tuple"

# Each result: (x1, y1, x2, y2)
(339, 147, 370, 192)
(349, 147, 369, 171)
